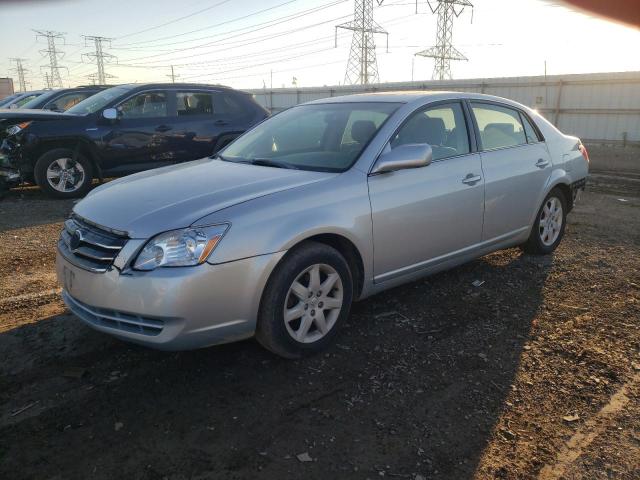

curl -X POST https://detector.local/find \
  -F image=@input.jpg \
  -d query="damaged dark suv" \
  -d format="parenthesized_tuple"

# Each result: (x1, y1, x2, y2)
(0, 83, 269, 198)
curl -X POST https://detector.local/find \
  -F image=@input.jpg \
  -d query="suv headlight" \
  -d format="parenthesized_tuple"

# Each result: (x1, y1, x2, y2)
(6, 121, 31, 136)
(133, 224, 229, 271)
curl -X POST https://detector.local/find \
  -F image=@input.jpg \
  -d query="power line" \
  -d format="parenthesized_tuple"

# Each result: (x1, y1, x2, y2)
(115, 0, 302, 47)
(415, 0, 473, 80)
(9, 58, 29, 92)
(81, 36, 117, 84)
(118, 12, 352, 66)
(33, 29, 67, 88)
(114, 0, 346, 51)
(117, 0, 233, 40)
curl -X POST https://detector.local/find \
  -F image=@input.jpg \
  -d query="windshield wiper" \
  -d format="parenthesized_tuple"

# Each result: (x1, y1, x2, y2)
(248, 158, 299, 170)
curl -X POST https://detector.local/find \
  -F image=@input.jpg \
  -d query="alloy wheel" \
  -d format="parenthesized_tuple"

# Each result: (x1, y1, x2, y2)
(46, 157, 85, 193)
(539, 196, 563, 246)
(283, 263, 344, 344)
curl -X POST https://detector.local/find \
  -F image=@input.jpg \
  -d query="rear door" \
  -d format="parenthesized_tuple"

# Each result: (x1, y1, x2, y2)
(470, 102, 552, 241)
(368, 101, 485, 281)
(101, 90, 172, 173)
(170, 90, 252, 162)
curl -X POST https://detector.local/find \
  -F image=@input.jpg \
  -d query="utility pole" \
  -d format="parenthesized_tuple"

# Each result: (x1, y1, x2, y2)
(415, 0, 473, 80)
(33, 30, 67, 88)
(82, 35, 116, 85)
(167, 65, 179, 83)
(9, 58, 28, 92)
(336, 0, 388, 85)
(44, 72, 51, 89)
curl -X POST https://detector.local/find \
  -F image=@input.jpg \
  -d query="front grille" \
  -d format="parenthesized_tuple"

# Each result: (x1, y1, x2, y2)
(63, 291, 164, 336)
(58, 216, 128, 272)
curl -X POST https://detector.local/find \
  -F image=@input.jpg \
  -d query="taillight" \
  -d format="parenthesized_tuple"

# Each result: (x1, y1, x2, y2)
(578, 143, 589, 163)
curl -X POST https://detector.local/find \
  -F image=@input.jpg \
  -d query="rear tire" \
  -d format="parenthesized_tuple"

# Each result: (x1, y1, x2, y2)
(522, 187, 568, 255)
(256, 242, 353, 359)
(34, 148, 93, 199)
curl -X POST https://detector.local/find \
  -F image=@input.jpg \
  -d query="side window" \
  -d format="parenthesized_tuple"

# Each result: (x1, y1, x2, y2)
(119, 91, 168, 119)
(212, 93, 247, 117)
(177, 92, 213, 116)
(46, 92, 90, 112)
(391, 102, 470, 161)
(471, 103, 527, 150)
(521, 113, 541, 143)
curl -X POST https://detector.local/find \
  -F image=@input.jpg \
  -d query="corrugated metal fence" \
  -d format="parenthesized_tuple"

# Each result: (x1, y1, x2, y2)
(247, 71, 640, 145)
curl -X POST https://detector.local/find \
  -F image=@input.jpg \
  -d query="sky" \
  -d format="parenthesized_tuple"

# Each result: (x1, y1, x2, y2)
(0, 0, 639, 91)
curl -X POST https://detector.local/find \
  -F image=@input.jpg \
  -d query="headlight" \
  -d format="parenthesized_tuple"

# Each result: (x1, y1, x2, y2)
(133, 224, 229, 271)
(6, 121, 31, 136)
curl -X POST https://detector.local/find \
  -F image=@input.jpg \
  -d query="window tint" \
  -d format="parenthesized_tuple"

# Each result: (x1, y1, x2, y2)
(391, 102, 470, 161)
(15, 94, 39, 107)
(46, 92, 91, 112)
(471, 103, 527, 150)
(212, 93, 247, 117)
(177, 92, 213, 116)
(119, 91, 167, 118)
(521, 113, 541, 143)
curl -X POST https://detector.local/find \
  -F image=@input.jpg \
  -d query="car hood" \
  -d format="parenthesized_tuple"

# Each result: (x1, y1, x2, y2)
(0, 108, 78, 121)
(74, 158, 337, 238)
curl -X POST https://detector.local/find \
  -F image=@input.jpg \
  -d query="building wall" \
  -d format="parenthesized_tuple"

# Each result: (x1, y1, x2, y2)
(0, 78, 14, 100)
(247, 71, 640, 145)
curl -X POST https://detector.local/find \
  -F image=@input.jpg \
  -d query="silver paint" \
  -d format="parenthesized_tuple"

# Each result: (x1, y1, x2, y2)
(57, 91, 589, 350)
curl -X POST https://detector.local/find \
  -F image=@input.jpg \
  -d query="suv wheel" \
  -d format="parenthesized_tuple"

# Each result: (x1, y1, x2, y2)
(522, 187, 568, 254)
(34, 148, 93, 198)
(256, 242, 353, 359)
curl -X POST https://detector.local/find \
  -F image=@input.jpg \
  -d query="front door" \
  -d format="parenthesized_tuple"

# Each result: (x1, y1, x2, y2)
(368, 102, 485, 282)
(469, 102, 552, 241)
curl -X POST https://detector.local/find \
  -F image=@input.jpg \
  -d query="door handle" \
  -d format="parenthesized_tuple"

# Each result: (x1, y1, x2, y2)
(214, 120, 229, 126)
(535, 158, 550, 168)
(462, 174, 482, 185)
(155, 125, 172, 132)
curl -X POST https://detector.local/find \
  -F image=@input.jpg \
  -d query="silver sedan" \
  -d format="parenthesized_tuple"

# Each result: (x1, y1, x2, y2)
(56, 92, 589, 358)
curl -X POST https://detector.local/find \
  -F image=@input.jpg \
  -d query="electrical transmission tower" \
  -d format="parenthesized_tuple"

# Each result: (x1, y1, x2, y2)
(82, 36, 116, 85)
(33, 30, 67, 88)
(415, 0, 473, 80)
(9, 58, 29, 92)
(336, 0, 388, 85)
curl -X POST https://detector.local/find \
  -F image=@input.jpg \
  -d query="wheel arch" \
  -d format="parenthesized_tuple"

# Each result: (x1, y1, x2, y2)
(271, 232, 366, 301)
(32, 138, 102, 179)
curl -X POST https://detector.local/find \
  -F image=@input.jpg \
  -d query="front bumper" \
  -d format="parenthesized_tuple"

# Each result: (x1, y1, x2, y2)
(56, 248, 285, 350)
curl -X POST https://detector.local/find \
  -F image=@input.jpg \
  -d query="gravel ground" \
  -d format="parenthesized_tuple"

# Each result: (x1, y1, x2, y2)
(0, 176, 638, 480)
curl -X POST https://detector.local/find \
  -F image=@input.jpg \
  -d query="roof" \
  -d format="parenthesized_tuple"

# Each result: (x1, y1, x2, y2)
(304, 90, 530, 109)
(118, 82, 235, 90)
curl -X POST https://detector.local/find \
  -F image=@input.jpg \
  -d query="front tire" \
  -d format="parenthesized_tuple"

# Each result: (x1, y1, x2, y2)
(34, 148, 93, 199)
(522, 187, 567, 254)
(256, 242, 354, 359)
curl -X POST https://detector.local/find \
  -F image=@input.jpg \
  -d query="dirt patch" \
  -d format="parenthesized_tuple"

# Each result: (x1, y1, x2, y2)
(0, 179, 639, 479)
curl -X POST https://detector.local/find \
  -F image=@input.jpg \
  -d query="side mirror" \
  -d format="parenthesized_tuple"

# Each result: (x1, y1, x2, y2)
(102, 108, 118, 120)
(371, 143, 433, 174)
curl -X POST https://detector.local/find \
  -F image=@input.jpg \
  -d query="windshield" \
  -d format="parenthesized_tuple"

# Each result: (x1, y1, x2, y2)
(67, 85, 134, 115)
(221, 102, 401, 172)
(21, 90, 57, 109)
(0, 94, 20, 107)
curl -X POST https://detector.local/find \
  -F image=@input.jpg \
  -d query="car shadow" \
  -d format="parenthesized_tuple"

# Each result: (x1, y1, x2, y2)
(0, 249, 552, 480)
